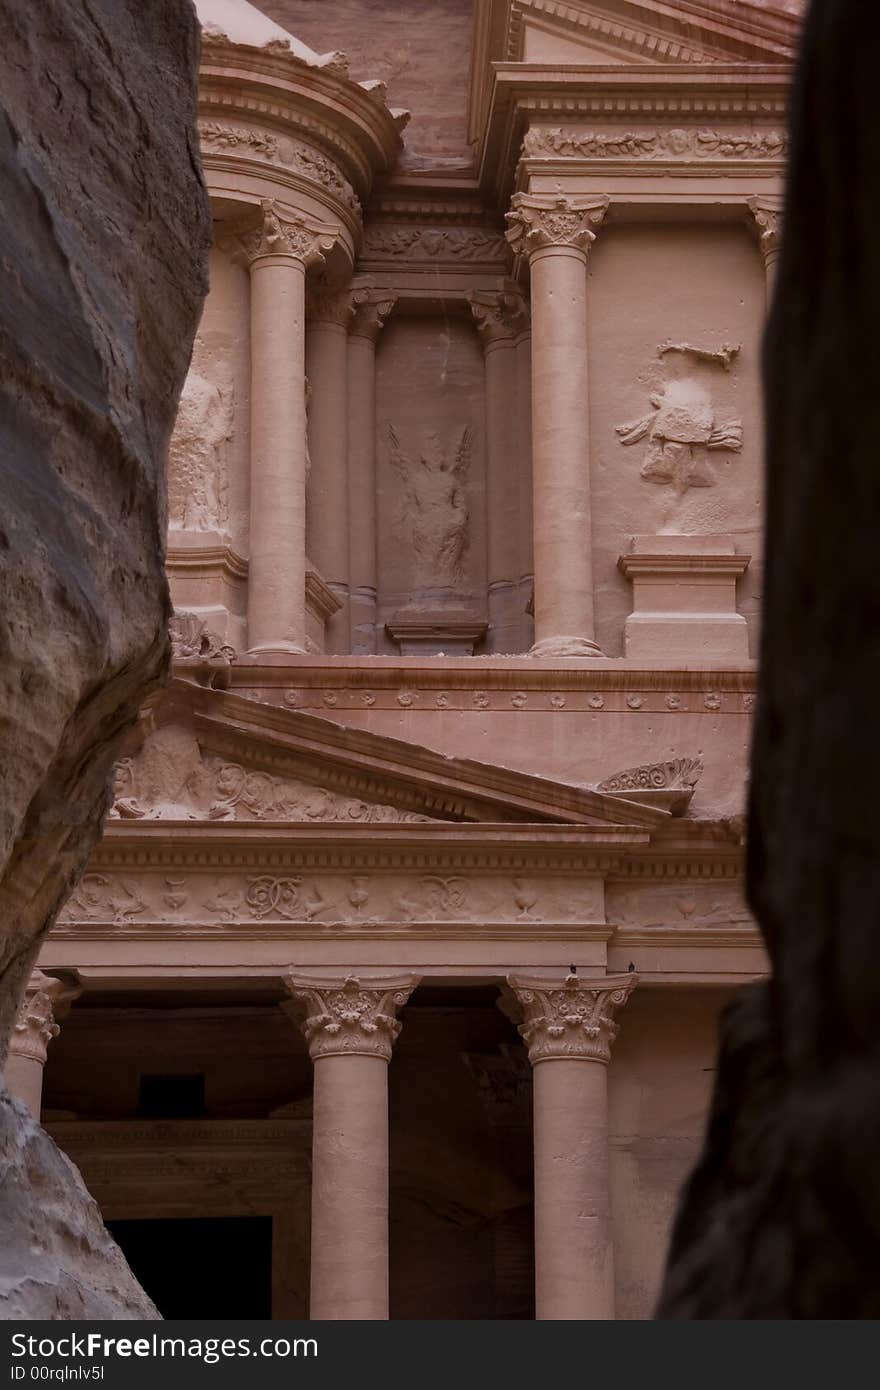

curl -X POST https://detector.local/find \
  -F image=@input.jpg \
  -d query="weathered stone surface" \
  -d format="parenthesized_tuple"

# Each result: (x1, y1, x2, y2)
(0, 1093, 158, 1319)
(0, 0, 211, 1044)
(0, 0, 209, 1321)
(658, 0, 880, 1317)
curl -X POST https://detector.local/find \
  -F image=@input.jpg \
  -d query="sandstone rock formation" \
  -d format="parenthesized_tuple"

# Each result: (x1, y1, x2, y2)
(0, 0, 210, 1317)
(658, 0, 880, 1317)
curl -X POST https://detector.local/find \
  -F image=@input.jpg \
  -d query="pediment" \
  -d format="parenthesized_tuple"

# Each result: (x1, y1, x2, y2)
(507, 0, 798, 66)
(116, 681, 673, 830)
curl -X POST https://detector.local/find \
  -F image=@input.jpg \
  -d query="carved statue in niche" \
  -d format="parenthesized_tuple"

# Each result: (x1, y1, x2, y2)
(168, 336, 234, 532)
(387, 423, 473, 586)
(615, 342, 743, 497)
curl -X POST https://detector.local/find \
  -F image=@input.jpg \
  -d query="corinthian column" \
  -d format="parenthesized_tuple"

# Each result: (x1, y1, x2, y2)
(347, 292, 395, 654)
(306, 279, 354, 652)
(285, 971, 418, 1319)
(242, 199, 339, 653)
(503, 971, 637, 1319)
(506, 194, 609, 657)
(468, 290, 530, 652)
(4, 971, 80, 1119)
(748, 196, 782, 302)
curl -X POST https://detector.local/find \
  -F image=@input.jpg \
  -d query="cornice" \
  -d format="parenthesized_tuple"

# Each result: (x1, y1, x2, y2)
(145, 684, 670, 829)
(479, 63, 790, 207)
(198, 40, 406, 208)
(166, 541, 248, 582)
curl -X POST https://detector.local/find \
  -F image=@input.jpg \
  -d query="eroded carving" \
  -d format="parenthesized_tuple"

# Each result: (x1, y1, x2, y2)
(523, 126, 788, 161)
(9, 972, 79, 1066)
(387, 423, 474, 587)
(168, 612, 236, 689)
(360, 226, 506, 262)
(110, 725, 432, 824)
(615, 342, 743, 496)
(168, 341, 233, 533)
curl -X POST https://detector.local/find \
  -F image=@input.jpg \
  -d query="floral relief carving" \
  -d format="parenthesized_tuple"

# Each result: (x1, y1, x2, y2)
(506, 973, 638, 1065)
(246, 876, 326, 922)
(398, 876, 469, 920)
(9, 973, 78, 1066)
(387, 422, 474, 587)
(59, 873, 147, 926)
(360, 226, 506, 262)
(598, 756, 703, 794)
(522, 126, 788, 161)
(199, 123, 359, 211)
(285, 974, 417, 1061)
(616, 342, 743, 496)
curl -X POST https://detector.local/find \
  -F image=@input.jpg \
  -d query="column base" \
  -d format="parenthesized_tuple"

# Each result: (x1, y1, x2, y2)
(247, 642, 310, 656)
(530, 636, 604, 658)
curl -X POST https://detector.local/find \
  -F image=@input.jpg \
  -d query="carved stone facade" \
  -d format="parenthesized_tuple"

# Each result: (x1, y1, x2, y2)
(21, 0, 800, 1324)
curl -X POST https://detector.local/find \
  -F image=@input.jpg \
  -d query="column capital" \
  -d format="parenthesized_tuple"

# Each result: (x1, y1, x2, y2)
(284, 972, 418, 1061)
(349, 290, 396, 342)
(503, 972, 637, 1065)
(9, 970, 80, 1066)
(241, 198, 339, 269)
(467, 289, 529, 348)
(747, 195, 782, 263)
(505, 193, 609, 259)
(307, 276, 355, 328)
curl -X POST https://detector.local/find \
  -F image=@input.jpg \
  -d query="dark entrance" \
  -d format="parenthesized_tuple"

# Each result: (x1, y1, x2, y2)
(107, 1216, 272, 1318)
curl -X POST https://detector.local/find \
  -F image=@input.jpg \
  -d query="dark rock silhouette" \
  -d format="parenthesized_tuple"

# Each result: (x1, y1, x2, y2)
(658, 0, 880, 1317)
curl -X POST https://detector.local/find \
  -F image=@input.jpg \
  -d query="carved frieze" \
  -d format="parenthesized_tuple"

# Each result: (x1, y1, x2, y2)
(199, 122, 359, 212)
(522, 126, 788, 161)
(615, 342, 743, 496)
(55, 867, 606, 932)
(387, 422, 474, 588)
(109, 724, 431, 825)
(359, 226, 507, 263)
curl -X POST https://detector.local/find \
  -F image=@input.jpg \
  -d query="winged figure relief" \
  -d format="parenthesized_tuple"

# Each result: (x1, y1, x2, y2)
(387, 423, 473, 586)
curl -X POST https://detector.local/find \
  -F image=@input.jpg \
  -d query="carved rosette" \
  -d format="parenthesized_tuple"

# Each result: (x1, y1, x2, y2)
(284, 973, 418, 1061)
(9, 971, 80, 1066)
(505, 193, 609, 258)
(240, 199, 339, 269)
(504, 973, 637, 1066)
(467, 290, 529, 348)
(349, 290, 396, 342)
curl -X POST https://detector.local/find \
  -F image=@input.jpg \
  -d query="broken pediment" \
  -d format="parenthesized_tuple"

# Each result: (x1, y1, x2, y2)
(111, 723, 434, 824)
(506, 0, 798, 67)
(117, 681, 671, 829)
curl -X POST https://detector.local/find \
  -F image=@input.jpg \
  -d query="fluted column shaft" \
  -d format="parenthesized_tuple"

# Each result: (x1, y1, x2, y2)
(4, 971, 79, 1119)
(469, 291, 529, 652)
(347, 294, 395, 654)
(243, 200, 338, 653)
(504, 971, 636, 1320)
(307, 283, 354, 652)
(285, 971, 417, 1320)
(506, 194, 608, 658)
